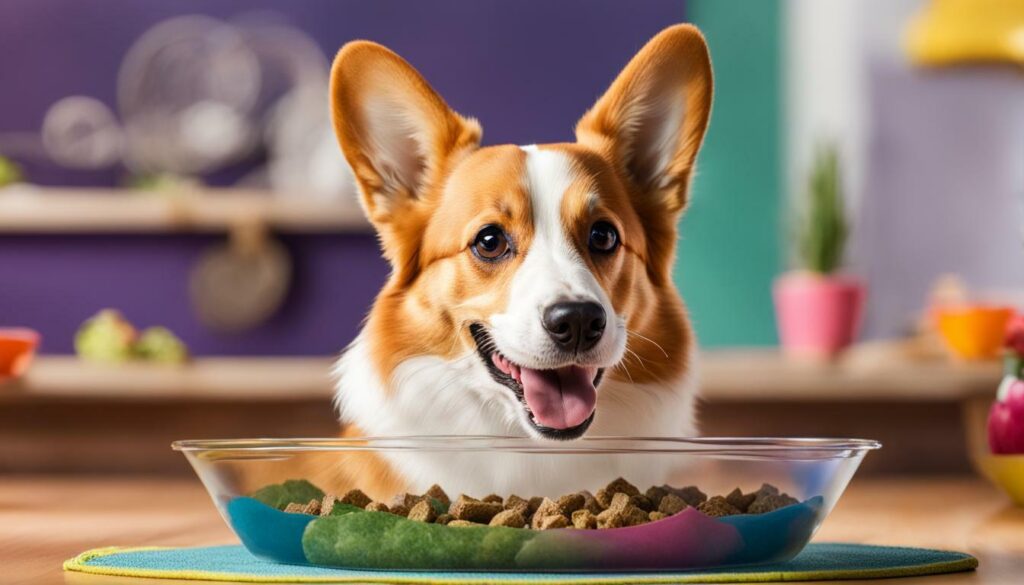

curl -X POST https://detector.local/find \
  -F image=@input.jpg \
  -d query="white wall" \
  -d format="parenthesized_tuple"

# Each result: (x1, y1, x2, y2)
(785, 0, 1024, 338)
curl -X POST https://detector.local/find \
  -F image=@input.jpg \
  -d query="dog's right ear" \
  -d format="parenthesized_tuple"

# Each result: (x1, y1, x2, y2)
(330, 41, 481, 270)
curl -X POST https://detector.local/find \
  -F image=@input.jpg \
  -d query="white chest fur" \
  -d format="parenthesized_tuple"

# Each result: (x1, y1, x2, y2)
(334, 336, 698, 497)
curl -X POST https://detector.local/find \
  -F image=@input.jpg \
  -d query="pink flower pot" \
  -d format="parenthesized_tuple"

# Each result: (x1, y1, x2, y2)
(773, 273, 865, 359)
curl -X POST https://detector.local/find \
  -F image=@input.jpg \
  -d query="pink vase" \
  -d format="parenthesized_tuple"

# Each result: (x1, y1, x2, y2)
(773, 273, 865, 359)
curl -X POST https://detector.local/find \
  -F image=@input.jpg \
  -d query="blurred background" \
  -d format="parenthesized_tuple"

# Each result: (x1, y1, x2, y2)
(2, 0, 1023, 488)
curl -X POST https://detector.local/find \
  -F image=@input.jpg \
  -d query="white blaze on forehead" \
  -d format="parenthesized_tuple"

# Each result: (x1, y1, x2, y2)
(484, 145, 617, 369)
(518, 145, 597, 300)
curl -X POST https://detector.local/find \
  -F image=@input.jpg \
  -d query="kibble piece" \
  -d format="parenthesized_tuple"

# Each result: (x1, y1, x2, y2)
(595, 478, 640, 509)
(390, 504, 410, 517)
(725, 488, 757, 513)
(527, 496, 545, 516)
(283, 502, 306, 514)
(580, 490, 604, 514)
(658, 493, 688, 515)
(389, 493, 421, 509)
(572, 509, 597, 529)
(596, 495, 648, 528)
(645, 486, 669, 508)
(424, 484, 451, 508)
(697, 495, 741, 518)
(450, 494, 503, 523)
(666, 485, 707, 507)
(605, 477, 641, 497)
(649, 511, 667, 522)
(408, 499, 437, 522)
(340, 489, 372, 509)
(320, 494, 336, 516)
(596, 508, 624, 529)
(537, 514, 569, 530)
(556, 493, 586, 516)
(489, 509, 527, 528)
(748, 493, 798, 514)
(594, 488, 613, 509)
(596, 505, 647, 528)
(531, 498, 561, 528)
(365, 501, 390, 513)
(624, 506, 649, 526)
(482, 494, 504, 504)
(504, 494, 529, 514)
(608, 492, 633, 513)
(435, 513, 453, 525)
(755, 483, 780, 498)
(631, 494, 655, 512)
(447, 519, 481, 527)
(302, 499, 321, 515)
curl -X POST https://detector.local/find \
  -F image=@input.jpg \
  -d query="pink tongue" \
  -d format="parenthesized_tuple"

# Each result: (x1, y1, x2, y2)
(520, 366, 597, 430)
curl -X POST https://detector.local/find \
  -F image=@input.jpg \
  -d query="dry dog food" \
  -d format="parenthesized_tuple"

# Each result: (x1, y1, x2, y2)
(262, 477, 799, 530)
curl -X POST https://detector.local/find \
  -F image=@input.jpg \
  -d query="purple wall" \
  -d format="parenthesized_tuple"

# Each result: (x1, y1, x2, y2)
(0, 234, 388, 355)
(1, 0, 687, 355)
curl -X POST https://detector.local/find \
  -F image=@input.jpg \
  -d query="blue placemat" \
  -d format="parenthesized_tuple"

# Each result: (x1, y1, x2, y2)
(65, 543, 977, 583)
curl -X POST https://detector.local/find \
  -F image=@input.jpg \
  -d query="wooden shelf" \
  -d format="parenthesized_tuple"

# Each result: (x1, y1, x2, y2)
(1, 347, 1001, 403)
(701, 345, 1000, 402)
(1, 355, 336, 401)
(1, 350, 1000, 476)
(0, 187, 371, 233)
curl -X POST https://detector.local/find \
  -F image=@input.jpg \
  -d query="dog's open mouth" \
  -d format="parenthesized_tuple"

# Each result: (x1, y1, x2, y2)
(469, 324, 602, 440)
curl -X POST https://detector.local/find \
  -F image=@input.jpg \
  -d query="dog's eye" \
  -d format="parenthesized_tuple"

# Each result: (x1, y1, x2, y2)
(472, 225, 511, 261)
(588, 221, 619, 253)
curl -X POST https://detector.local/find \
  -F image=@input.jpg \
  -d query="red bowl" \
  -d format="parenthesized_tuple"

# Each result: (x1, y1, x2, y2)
(0, 328, 40, 381)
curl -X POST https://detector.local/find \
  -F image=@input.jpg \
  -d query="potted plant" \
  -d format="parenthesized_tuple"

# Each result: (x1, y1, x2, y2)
(774, 143, 865, 359)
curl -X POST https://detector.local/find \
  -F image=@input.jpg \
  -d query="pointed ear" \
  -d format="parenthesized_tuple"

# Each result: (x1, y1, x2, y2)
(330, 41, 481, 267)
(575, 24, 712, 215)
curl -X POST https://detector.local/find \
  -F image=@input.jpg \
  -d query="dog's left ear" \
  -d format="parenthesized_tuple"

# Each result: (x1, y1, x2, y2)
(576, 24, 712, 215)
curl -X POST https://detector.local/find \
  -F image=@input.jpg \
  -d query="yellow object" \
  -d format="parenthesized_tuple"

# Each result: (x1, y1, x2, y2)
(906, 0, 1024, 66)
(976, 454, 1024, 506)
(935, 305, 1014, 361)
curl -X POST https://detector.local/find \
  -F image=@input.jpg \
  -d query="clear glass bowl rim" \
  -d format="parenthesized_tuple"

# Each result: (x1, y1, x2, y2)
(172, 436, 881, 457)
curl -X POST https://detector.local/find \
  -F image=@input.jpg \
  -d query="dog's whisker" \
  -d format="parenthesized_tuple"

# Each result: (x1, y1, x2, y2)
(623, 344, 653, 374)
(626, 329, 669, 358)
(616, 360, 636, 385)
(624, 344, 674, 388)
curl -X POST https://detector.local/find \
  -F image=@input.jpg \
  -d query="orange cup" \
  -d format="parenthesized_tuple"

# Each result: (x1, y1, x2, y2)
(0, 328, 40, 380)
(935, 305, 1014, 361)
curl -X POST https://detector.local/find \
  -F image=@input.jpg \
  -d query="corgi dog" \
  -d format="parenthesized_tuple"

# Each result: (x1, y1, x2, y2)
(328, 25, 712, 499)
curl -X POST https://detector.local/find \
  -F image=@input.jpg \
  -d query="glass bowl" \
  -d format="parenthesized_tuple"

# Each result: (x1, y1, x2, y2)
(173, 436, 879, 572)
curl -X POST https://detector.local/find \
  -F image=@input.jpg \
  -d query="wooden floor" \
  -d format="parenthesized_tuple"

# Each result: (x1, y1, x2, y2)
(3, 475, 1023, 584)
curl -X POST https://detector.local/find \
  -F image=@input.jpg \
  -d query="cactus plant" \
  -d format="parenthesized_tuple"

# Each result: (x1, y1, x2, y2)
(794, 144, 848, 274)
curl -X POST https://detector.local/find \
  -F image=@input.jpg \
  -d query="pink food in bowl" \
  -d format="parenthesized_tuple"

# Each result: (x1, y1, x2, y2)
(0, 328, 40, 381)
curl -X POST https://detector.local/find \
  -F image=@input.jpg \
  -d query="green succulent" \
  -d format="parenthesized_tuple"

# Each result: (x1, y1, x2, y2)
(793, 143, 849, 274)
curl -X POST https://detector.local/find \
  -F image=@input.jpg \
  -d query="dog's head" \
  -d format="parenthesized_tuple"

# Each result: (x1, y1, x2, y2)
(331, 25, 712, 440)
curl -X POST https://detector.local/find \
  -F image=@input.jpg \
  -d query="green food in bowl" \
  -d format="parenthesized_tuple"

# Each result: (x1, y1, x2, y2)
(251, 480, 325, 510)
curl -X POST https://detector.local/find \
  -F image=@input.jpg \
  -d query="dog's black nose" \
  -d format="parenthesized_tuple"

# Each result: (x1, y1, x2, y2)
(542, 301, 606, 352)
